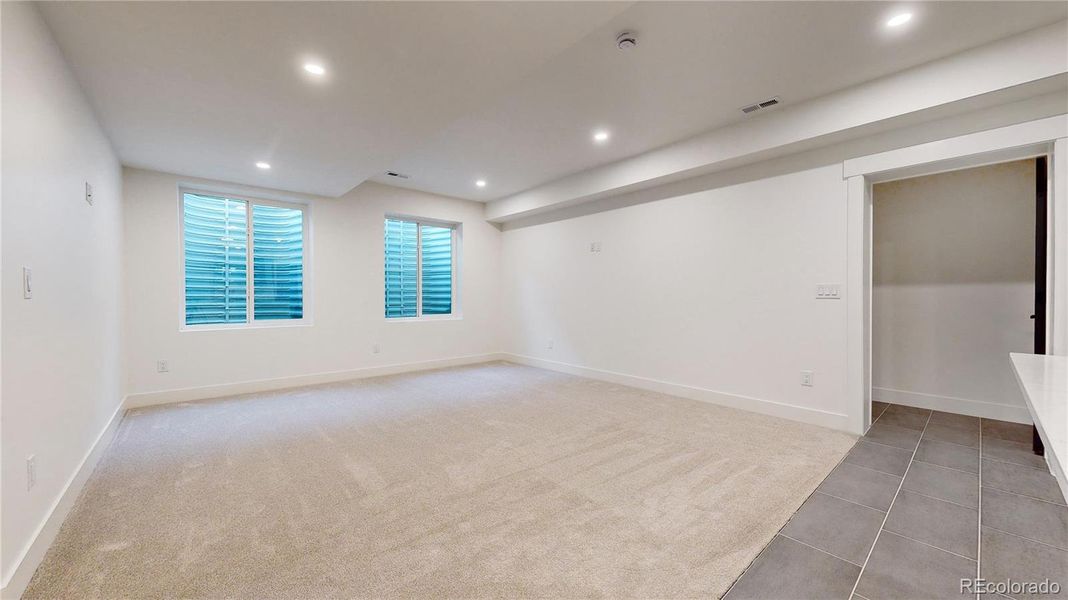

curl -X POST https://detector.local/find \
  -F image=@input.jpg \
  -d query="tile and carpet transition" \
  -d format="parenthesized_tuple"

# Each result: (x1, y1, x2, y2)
(24, 362, 855, 599)
(726, 402, 1068, 600)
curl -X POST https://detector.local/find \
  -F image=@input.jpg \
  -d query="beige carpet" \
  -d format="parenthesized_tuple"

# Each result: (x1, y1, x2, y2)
(25, 362, 855, 599)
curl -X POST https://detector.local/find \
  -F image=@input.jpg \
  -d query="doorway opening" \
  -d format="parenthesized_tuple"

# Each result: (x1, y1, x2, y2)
(869, 157, 1047, 426)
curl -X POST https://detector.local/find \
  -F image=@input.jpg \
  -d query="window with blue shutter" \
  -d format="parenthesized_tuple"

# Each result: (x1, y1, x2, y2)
(384, 219, 418, 317)
(182, 191, 306, 327)
(252, 205, 304, 320)
(183, 193, 248, 325)
(384, 218, 456, 318)
(420, 224, 452, 315)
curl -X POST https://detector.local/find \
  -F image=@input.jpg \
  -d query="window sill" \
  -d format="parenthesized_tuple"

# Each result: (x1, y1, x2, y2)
(180, 320, 313, 332)
(385, 315, 463, 323)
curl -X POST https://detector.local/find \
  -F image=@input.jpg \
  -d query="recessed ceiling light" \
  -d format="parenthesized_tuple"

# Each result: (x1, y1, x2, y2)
(475, 179, 487, 188)
(303, 63, 326, 76)
(255, 161, 271, 170)
(593, 130, 610, 143)
(886, 12, 912, 27)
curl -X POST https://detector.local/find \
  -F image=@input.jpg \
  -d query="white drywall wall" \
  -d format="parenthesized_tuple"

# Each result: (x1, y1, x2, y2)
(1054, 138, 1068, 356)
(122, 169, 502, 399)
(498, 96, 1067, 432)
(872, 160, 1036, 421)
(500, 164, 853, 429)
(1, 1, 125, 591)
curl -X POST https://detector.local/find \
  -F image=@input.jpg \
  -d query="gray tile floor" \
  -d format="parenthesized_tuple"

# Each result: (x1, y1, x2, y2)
(725, 403, 1068, 600)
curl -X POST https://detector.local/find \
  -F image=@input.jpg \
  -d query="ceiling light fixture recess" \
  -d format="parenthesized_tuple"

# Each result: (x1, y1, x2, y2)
(255, 161, 271, 170)
(475, 179, 487, 188)
(303, 63, 326, 76)
(593, 130, 610, 143)
(886, 12, 912, 27)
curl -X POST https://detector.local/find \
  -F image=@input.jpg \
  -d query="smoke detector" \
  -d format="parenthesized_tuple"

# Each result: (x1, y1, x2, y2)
(616, 31, 637, 50)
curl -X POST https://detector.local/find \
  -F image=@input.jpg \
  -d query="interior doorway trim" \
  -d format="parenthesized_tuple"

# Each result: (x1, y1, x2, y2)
(843, 114, 1067, 434)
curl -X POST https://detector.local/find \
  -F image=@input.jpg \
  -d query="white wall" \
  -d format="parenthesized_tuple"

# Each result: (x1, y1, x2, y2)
(1054, 137, 1068, 356)
(122, 169, 501, 401)
(872, 160, 1036, 422)
(1, 1, 125, 592)
(500, 165, 853, 429)
(498, 96, 1067, 433)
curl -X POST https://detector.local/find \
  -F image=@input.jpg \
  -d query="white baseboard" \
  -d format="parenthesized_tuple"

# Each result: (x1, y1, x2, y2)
(2, 352, 844, 599)
(1, 354, 496, 599)
(1, 401, 125, 600)
(123, 353, 507, 409)
(502, 353, 851, 431)
(872, 387, 1032, 424)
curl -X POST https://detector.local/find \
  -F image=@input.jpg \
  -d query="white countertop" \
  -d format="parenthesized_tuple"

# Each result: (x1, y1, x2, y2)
(1009, 353, 1068, 500)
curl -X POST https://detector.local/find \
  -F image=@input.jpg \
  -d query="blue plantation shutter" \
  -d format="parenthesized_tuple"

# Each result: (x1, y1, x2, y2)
(420, 224, 452, 315)
(252, 205, 304, 320)
(384, 219, 418, 317)
(183, 193, 248, 325)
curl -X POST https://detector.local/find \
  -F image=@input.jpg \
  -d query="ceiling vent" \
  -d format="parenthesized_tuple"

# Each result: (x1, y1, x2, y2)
(740, 96, 781, 115)
(385, 171, 410, 179)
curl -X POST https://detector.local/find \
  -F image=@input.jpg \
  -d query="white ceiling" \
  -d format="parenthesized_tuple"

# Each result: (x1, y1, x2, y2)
(41, 2, 1067, 201)
(37, 1, 631, 197)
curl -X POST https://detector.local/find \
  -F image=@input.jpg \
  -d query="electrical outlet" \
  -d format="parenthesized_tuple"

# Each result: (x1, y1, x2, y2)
(372, 343, 380, 354)
(85, 182, 94, 206)
(156, 360, 169, 373)
(27, 455, 36, 490)
(589, 241, 602, 253)
(547, 339, 555, 350)
(800, 370, 814, 387)
(23, 267, 32, 299)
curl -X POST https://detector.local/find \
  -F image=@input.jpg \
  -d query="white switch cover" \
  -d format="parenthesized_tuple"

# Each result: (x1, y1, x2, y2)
(157, 360, 169, 373)
(23, 267, 32, 299)
(815, 284, 841, 299)
(372, 343, 380, 354)
(27, 455, 37, 491)
(800, 370, 814, 386)
(85, 182, 94, 206)
(547, 339, 555, 350)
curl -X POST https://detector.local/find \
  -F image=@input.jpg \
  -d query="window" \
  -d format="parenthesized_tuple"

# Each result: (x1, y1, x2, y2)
(181, 191, 307, 327)
(384, 217, 456, 318)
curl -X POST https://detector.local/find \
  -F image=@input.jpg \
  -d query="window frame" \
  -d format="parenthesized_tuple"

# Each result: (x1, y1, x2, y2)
(178, 187, 312, 331)
(384, 213, 461, 322)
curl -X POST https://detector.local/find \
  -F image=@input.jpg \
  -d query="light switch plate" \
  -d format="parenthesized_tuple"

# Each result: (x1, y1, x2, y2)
(85, 182, 94, 205)
(27, 455, 36, 490)
(815, 284, 841, 299)
(23, 267, 32, 299)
